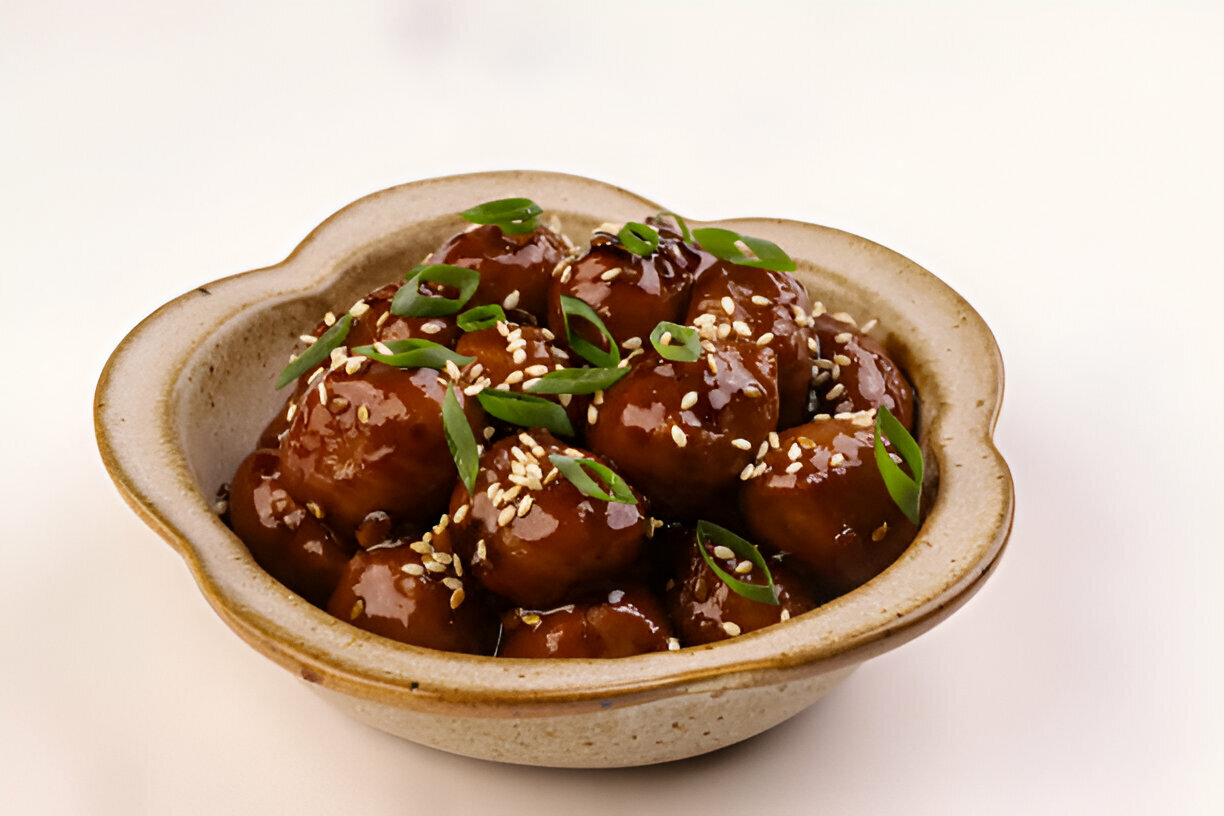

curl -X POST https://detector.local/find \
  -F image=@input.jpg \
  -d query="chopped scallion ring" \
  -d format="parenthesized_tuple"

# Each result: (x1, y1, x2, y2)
(649, 321, 701, 363)
(559, 294, 619, 368)
(456, 303, 507, 332)
(618, 222, 660, 257)
(391, 264, 481, 317)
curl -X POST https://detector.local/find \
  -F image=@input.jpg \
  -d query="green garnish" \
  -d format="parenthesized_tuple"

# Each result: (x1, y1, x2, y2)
(276, 313, 353, 389)
(618, 222, 660, 257)
(476, 389, 574, 437)
(460, 197, 543, 235)
(695, 520, 779, 606)
(352, 339, 474, 371)
(547, 454, 637, 504)
(526, 366, 630, 395)
(442, 384, 478, 494)
(692, 227, 796, 272)
(559, 295, 620, 369)
(391, 264, 481, 317)
(873, 405, 924, 524)
(649, 321, 702, 363)
(456, 303, 507, 332)
(656, 211, 693, 243)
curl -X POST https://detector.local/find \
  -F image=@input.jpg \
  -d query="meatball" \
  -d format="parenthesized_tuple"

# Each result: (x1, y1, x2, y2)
(227, 448, 354, 606)
(498, 585, 674, 658)
(810, 313, 915, 430)
(429, 223, 570, 322)
(686, 262, 817, 428)
(326, 541, 498, 654)
(547, 225, 701, 356)
(739, 417, 918, 595)
(448, 430, 650, 608)
(665, 527, 817, 645)
(585, 344, 780, 519)
(278, 360, 485, 539)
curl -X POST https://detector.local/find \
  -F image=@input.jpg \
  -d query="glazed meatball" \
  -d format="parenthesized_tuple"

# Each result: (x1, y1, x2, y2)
(686, 261, 818, 429)
(665, 527, 817, 645)
(739, 417, 918, 594)
(585, 344, 780, 519)
(342, 283, 463, 350)
(448, 430, 650, 608)
(547, 225, 701, 355)
(810, 312, 915, 430)
(326, 541, 498, 655)
(278, 360, 485, 539)
(227, 448, 354, 606)
(498, 585, 674, 658)
(429, 223, 571, 322)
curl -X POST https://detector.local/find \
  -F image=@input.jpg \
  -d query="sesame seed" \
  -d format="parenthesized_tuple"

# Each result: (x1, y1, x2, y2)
(521, 612, 541, 625)
(511, 446, 528, 463)
(463, 383, 484, 396)
(486, 482, 500, 500)
(553, 260, 570, 277)
(374, 341, 393, 355)
(544, 467, 559, 484)
(316, 382, 327, 404)
(503, 484, 522, 502)
(752, 462, 768, 478)
(798, 436, 815, 449)
(453, 504, 469, 524)
(524, 364, 549, 377)
(621, 336, 642, 350)
(607, 589, 625, 604)
(560, 266, 571, 283)
(305, 501, 324, 519)
(757, 441, 769, 459)
(826, 383, 846, 400)
(375, 311, 389, 329)
(475, 539, 487, 560)
(497, 506, 516, 527)
(722, 621, 742, 637)
(345, 357, 365, 375)
(756, 332, 775, 346)
(768, 431, 780, 449)
(860, 318, 878, 333)
(504, 370, 525, 385)
(442, 576, 463, 591)
(660, 331, 673, 346)
(739, 463, 755, 480)
(832, 311, 857, 327)
(667, 638, 680, 651)
(734, 560, 753, 575)
(323, 312, 336, 326)
(751, 295, 770, 306)
(599, 267, 622, 281)
(450, 588, 465, 609)
(732, 320, 752, 337)
(593, 389, 605, 406)
(503, 290, 520, 309)
(402, 563, 425, 576)
(712, 545, 735, 560)
(785, 461, 802, 474)
(517, 496, 534, 517)
(483, 426, 495, 440)
(721, 296, 736, 315)
(833, 354, 852, 366)
(780, 609, 791, 622)
(587, 404, 599, 424)
(564, 447, 583, 457)
(349, 599, 365, 620)
(410, 540, 432, 554)
(425, 560, 447, 573)
(299, 334, 317, 345)
(743, 385, 762, 398)
(453, 559, 463, 577)
(731, 438, 752, 451)
(286, 402, 298, 422)
(511, 349, 527, 365)
(813, 413, 832, 421)
(872, 522, 889, 542)
(558, 393, 573, 407)
(496, 321, 509, 337)
(829, 453, 846, 467)
(807, 337, 819, 355)
(716, 323, 732, 340)
(441, 361, 459, 381)
(680, 391, 698, 410)
(694, 313, 717, 327)
(787, 443, 801, 461)
(421, 321, 443, 335)
(671, 425, 688, 447)
(707, 354, 718, 375)
(328, 397, 349, 413)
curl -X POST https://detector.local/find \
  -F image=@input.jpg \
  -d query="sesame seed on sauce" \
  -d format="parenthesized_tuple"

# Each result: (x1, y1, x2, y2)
(305, 501, 325, 519)
(349, 599, 365, 620)
(502, 290, 521, 310)
(587, 404, 599, 425)
(671, 425, 688, 447)
(829, 453, 846, 467)
(410, 540, 432, 554)
(402, 563, 425, 576)
(739, 463, 755, 480)
(732, 320, 752, 337)
(463, 383, 484, 396)
(558, 393, 573, 407)
(712, 545, 735, 560)
(731, 438, 752, 450)
(706, 354, 718, 375)
(520, 612, 541, 625)
(826, 383, 846, 400)
(743, 385, 762, 399)
(432, 549, 453, 564)
(721, 296, 736, 316)
(517, 496, 534, 517)
(453, 504, 469, 524)
(483, 426, 496, 440)
(524, 364, 549, 377)
(785, 462, 802, 474)
(497, 506, 516, 528)
(299, 334, 317, 345)
(442, 576, 462, 591)
(734, 560, 753, 575)
(323, 312, 337, 327)
(756, 332, 774, 346)
(375, 311, 389, 330)
(693, 313, 716, 328)
(833, 354, 852, 367)
(716, 323, 732, 340)
(450, 588, 466, 609)
(286, 402, 298, 422)
(797, 436, 816, 449)
(316, 382, 327, 405)
(667, 638, 681, 651)
(780, 609, 791, 622)
(787, 443, 801, 461)
(768, 431, 780, 449)
(831, 311, 857, 327)
(722, 621, 742, 637)
(593, 389, 605, 406)
(752, 462, 768, 478)
(750, 295, 770, 307)
(504, 370, 525, 385)
(600, 267, 622, 281)
(475, 539, 487, 561)
(496, 321, 510, 337)
(328, 397, 349, 413)
(421, 321, 443, 335)
(756, 441, 769, 459)
(552, 259, 570, 277)
(860, 318, 878, 334)
(680, 391, 698, 410)
(621, 336, 642, 350)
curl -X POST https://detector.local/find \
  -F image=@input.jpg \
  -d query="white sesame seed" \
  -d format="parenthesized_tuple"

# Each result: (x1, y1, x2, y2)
(497, 506, 516, 527)
(424, 560, 447, 573)
(722, 621, 742, 637)
(833, 354, 852, 367)
(731, 438, 751, 450)
(504, 370, 525, 385)
(860, 318, 878, 334)
(716, 323, 732, 340)
(872, 522, 889, 542)
(421, 321, 443, 335)
(829, 453, 846, 467)
(732, 320, 752, 337)
(756, 332, 774, 346)
(483, 425, 495, 440)
(757, 441, 769, 459)
(780, 609, 791, 622)
(667, 637, 680, 651)
(587, 403, 599, 424)
(788, 443, 801, 461)
(432, 549, 452, 564)
(560, 266, 571, 283)
(299, 334, 317, 345)
(323, 312, 336, 326)
(739, 463, 755, 480)
(496, 321, 509, 337)
(660, 331, 673, 345)
(599, 267, 622, 281)
(768, 431, 780, 449)
(671, 425, 688, 447)
(517, 496, 534, 517)
(374, 341, 393, 355)
(558, 393, 572, 407)
(442, 576, 463, 591)
(607, 589, 625, 604)
(751, 295, 770, 306)
(511, 349, 527, 365)
(712, 545, 735, 560)
(502, 290, 520, 309)
(735, 560, 753, 575)
(826, 383, 846, 400)
(410, 539, 432, 554)
(475, 539, 487, 560)
(463, 383, 484, 396)
(785, 461, 802, 474)
(680, 391, 698, 410)
(443, 361, 460, 381)
(721, 296, 736, 316)
(402, 563, 425, 576)
(593, 389, 605, 406)
(524, 364, 549, 377)
(286, 402, 298, 422)
(553, 260, 571, 277)
(693, 313, 717, 327)
(450, 588, 466, 609)
(807, 337, 819, 354)
(752, 462, 768, 478)
(316, 382, 327, 404)
(832, 311, 857, 327)
(621, 336, 642, 350)
(375, 311, 389, 329)
(453, 504, 469, 524)
(707, 354, 718, 375)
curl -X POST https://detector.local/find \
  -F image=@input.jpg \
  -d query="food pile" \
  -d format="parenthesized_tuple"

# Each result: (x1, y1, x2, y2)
(222, 199, 925, 658)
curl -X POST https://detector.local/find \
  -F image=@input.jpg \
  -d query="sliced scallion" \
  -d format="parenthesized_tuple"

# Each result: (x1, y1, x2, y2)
(276, 313, 352, 389)
(692, 227, 796, 272)
(618, 222, 660, 257)
(873, 405, 924, 524)
(442, 384, 478, 494)
(351, 339, 474, 371)
(476, 389, 574, 437)
(526, 366, 629, 395)
(695, 521, 779, 606)
(559, 294, 619, 369)
(547, 454, 637, 504)
(391, 264, 481, 317)
(649, 321, 701, 363)
(460, 197, 543, 235)
(457, 303, 507, 332)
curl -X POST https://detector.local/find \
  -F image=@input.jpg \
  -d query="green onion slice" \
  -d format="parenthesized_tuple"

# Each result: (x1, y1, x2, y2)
(692, 227, 796, 272)
(391, 264, 481, 317)
(547, 454, 637, 504)
(873, 405, 924, 525)
(442, 384, 479, 494)
(695, 520, 779, 606)
(352, 339, 474, 371)
(460, 197, 543, 235)
(656, 211, 693, 243)
(457, 303, 507, 332)
(276, 313, 352, 389)
(618, 222, 660, 257)
(649, 321, 702, 363)
(476, 389, 574, 437)
(559, 295, 620, 368)
(526, 366, 629, 395)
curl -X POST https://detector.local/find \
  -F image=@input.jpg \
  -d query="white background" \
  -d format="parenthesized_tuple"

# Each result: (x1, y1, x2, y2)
(3, 1, 1222, 813)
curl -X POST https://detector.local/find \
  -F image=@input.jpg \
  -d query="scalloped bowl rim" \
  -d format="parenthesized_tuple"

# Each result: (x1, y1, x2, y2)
(95, 170, 1013, 714)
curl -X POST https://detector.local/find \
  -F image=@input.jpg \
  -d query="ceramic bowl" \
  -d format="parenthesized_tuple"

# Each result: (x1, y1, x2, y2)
(95, 170, 1013, 768)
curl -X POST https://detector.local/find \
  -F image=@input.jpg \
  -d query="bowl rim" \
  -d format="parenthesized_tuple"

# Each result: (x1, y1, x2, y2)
(95, 169, 1013, 710)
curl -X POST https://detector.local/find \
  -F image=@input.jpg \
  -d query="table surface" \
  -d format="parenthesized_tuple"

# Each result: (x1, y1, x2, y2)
(3, 2, 1221, 813)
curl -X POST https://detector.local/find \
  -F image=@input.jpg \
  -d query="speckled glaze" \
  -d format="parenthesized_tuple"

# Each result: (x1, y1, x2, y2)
(94, 171, 1013, 768)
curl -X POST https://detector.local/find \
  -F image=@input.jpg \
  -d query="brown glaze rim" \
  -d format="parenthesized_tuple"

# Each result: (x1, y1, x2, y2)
(95, 170, 1013, 713)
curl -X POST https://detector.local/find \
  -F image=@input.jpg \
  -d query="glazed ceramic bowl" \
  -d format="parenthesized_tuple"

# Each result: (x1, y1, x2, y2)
(95, 170, 1012, 768)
